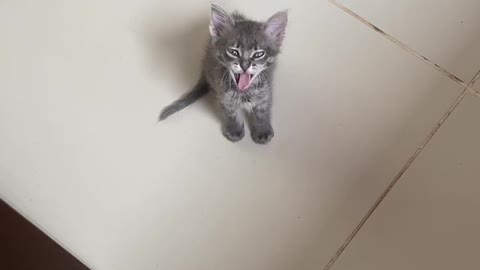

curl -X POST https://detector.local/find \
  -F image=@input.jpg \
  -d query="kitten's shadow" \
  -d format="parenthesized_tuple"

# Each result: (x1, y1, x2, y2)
(140, 15, 220, 122)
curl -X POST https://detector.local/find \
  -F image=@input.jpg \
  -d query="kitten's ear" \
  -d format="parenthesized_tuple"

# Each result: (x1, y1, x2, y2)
(265, 10, 288, 46)
(209, 3, 234, 39)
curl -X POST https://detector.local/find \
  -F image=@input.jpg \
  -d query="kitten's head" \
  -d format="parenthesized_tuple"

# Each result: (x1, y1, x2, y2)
(209, 3, 288, 92)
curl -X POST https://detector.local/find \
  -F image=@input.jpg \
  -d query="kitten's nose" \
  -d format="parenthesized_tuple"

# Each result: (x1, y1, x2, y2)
(240, 62, 250, 72)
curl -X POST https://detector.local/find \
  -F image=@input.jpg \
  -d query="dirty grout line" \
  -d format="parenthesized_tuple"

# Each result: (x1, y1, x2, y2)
(471, 70, 480, 94)
(328, 0, 480, 98)
(324, 1, 480, 268)
(321, 63, 480, 270)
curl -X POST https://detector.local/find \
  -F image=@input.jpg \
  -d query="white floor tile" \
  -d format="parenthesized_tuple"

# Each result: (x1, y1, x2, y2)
(338, 0, 480, 84)
(0, 1, 468, 270)
(329, 92, 480, 270)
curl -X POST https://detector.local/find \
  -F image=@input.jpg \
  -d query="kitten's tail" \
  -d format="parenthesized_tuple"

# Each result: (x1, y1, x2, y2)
(159, 78, 210, 121)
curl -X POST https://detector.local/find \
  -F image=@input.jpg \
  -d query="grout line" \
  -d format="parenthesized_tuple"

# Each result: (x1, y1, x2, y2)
(323, 1, 480, 268)
(328, 0, 480, 97)
(322, 69, 480, 270)
(471, 71, 480, 94)
(468, 71, 480, 96)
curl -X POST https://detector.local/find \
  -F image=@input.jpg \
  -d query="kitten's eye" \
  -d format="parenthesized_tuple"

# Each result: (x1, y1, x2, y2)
(228, 49, 240, 57)
(253, 51, 266, 59)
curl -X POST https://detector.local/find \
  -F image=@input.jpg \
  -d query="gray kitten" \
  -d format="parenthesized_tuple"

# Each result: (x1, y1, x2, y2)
(159, 3, 288, 144)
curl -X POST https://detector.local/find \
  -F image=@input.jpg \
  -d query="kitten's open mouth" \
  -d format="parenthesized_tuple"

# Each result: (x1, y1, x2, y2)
(234, 73, 252, 92)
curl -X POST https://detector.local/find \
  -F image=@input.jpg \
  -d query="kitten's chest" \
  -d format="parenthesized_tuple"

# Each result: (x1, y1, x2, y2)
(223, 91, 256, 108)
(237, 91, 260, 105)
(240, 94, 252, 103)
(240, 95, 254, 111)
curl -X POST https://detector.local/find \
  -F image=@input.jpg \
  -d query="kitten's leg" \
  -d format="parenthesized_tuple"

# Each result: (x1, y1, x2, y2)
(251, 102, 274, 144)
(220, 103, 244, 142)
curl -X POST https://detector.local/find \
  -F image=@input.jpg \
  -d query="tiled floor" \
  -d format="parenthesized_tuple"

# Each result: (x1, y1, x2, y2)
(0, 1, 479, 270)
(337, 0, 480, 84)
(328, 92, 480, 270)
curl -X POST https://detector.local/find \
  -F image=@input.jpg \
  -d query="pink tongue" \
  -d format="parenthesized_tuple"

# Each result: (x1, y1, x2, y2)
(238, 73, 250, 91)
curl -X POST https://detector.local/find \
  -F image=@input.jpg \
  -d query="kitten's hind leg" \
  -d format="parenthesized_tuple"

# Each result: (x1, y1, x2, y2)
(251, 103, 274, 144)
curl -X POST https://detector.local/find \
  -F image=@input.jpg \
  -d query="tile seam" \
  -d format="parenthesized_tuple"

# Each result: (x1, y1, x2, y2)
(328, 0, 478, 96)
(322, 69, 480, 270)
(322, 2, 480, 267)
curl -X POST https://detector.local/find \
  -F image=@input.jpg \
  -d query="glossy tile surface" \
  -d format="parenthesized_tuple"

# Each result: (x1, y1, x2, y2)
(0, 1, 477, 270)
(338, 0, 480, 83)
(329, 93, 480, 270)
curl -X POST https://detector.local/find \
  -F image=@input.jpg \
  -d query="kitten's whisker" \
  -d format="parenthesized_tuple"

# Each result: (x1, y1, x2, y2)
(220, 68, 230, 89)
(257, 71, 266, 87)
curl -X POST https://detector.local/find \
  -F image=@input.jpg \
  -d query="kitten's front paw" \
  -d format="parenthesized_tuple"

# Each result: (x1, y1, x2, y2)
(222, 124, 245, 142)
(251, 127, 274, 144)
